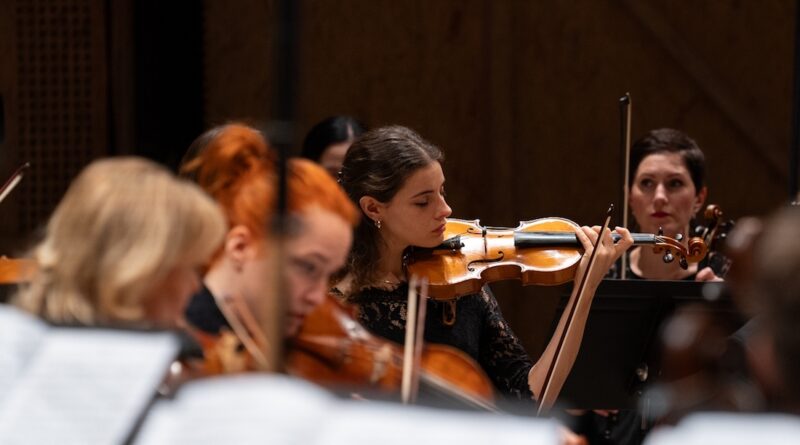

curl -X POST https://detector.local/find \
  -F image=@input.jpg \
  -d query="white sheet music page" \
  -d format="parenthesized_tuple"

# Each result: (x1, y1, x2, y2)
(135, 374, 334, 445)
(0, 306, 47, 404)
(644, 412, 800, 445)
(0, 325, 179, 445)
(317, 402, 560, 445)
(135, 373, 560, 445)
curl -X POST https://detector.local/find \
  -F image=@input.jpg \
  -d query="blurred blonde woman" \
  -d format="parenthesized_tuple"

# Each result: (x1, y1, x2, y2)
(14, 157, 226, 328)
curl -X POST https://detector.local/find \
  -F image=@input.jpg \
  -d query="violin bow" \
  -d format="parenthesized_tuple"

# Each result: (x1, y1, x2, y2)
(214, 292, 271, 369)
(411, 277, 428, 402)
(0, 162, 30, 205)
(401, 275, 428, 404)
(620, 94, 632, 279)
(537, 205, 614, 415)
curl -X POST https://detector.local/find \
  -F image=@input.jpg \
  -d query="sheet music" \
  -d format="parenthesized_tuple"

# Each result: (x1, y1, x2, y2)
(317, 402, 560, 445)
(644, 412, 800, 445)
(0, 317, 179, 445)
(0, 306, 47, 403)
(135, 374, 333, 445)
(135, 374, 560, 445)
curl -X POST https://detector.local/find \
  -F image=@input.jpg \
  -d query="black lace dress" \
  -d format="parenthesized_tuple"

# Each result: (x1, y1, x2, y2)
(344, 283, 534, 401)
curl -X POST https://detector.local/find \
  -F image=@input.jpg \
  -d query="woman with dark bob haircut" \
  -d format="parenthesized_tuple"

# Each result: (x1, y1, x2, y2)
(301, 115, 366, 177)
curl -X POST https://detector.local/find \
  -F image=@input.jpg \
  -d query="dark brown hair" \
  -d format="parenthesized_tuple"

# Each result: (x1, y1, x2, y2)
(337, 125, 443, 292)
(630, 128, 706, 192)
(301, 115, 366, 163)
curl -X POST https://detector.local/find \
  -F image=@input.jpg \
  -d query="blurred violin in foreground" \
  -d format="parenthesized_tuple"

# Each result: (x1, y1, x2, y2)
(287, 295, 498, 411)
(0, 257, 37, 284)
(406, 218, 707, 300)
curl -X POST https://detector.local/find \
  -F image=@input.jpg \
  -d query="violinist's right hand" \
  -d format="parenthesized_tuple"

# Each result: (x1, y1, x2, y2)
(573, 225, 633, 290)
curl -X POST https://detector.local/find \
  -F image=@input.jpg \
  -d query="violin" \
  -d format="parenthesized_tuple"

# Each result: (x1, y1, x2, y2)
(163, 293, 272, 395)
(286, 294, 498, 411)
(0, 257, 37, 284)
(0, 164, 36, 286)
(405, 218, 707, 300)
(693, 204, 735, 278)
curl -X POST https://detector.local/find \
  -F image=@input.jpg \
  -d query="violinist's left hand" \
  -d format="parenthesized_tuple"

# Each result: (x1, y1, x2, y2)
(695, 266, 723, 282)
(573, 225, 633, 290)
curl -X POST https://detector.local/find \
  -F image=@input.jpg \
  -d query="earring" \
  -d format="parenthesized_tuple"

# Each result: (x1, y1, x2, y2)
(375, 219, 382, 229)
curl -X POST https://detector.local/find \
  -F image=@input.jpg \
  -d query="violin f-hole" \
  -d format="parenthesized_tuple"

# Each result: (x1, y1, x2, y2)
(467, 251, 505, 272)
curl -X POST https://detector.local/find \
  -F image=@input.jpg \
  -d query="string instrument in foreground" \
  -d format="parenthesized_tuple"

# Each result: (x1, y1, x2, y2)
(163, 293, 272, 395)
(0, 257, 37, 284)
(0, 163, 36, 285)
(406, 217, 707, 300)
(286, 294, 498, 411)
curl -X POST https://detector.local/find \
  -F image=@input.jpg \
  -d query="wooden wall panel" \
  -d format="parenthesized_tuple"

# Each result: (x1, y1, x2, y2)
(296, 0, 493, 219)
(0, 0, 18, 249)
(204, 0, 276, 127)
(0, 0, 108, 254)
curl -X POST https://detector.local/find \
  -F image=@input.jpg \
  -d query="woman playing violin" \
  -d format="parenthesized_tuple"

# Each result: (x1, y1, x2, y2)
(334, 125, 633, 403)
(180, 124, 359, 365)
(14, 157, 226, 329)
(626, 128, 720, 282)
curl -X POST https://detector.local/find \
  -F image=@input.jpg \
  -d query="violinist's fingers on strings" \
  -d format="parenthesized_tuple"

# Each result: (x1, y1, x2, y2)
(613, 226, 634, 252)
(576, 225, 598, 248)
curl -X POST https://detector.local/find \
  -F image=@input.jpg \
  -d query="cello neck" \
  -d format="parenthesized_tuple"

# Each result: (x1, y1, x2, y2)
(513, 231, 656, 248)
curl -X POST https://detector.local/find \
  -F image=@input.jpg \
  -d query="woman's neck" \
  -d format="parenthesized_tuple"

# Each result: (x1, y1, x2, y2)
(375, 235, 408, 285)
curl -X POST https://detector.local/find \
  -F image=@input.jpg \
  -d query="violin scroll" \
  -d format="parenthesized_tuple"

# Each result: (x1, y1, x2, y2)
(651, 234, 708, 270)
(693, 204, 736, 277)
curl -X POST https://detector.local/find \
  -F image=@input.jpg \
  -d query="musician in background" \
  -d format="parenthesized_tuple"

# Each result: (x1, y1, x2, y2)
(14, 157, 226, 328)
(301, 115, 366, 177)
(180, 124, 359, 368)
(746, 205, 800, 413)
(624, 128, 721, 282)
(333, 125, 632, 404)
(577, 129, 727, 445)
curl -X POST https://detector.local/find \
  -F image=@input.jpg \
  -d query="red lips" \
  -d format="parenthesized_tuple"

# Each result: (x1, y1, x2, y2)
(651, 211, 669, 218)
(433, 223, 446, 234)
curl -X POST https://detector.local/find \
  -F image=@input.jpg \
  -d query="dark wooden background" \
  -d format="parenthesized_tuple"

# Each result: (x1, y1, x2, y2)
(1, 0, 797, 356)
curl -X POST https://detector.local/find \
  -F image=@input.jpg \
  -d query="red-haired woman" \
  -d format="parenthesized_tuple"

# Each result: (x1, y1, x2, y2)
(180, 124, 359, 370)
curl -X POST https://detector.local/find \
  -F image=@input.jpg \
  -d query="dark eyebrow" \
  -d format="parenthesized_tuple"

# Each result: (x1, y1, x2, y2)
(410, 190, 434, 199)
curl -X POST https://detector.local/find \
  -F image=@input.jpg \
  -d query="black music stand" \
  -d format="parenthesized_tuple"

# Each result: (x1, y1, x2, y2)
(553, 279, 738, 409)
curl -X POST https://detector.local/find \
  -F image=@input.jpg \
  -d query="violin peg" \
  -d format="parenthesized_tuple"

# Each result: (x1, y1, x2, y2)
(658, 227, 664, 237)
(675, 233, 684, 242)
(663, 250, 674, 263)
(679, 256, 689, 270)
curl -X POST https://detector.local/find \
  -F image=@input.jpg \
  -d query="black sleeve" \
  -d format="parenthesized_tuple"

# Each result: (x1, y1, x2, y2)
(477, 286, 535, 401)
